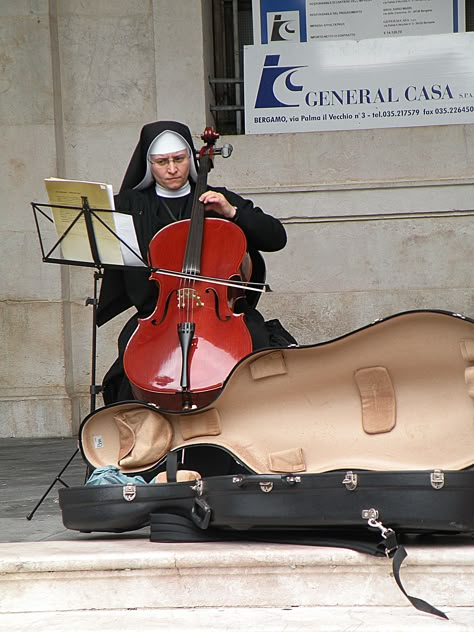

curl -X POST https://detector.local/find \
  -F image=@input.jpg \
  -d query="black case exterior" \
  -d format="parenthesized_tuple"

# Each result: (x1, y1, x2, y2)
(58, 442, 249, 533)
(58, 480, 196, 533)
(190, 470, 474, 535)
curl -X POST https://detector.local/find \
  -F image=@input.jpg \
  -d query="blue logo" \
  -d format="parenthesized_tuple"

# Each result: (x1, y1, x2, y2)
(255, 55, 306, 108)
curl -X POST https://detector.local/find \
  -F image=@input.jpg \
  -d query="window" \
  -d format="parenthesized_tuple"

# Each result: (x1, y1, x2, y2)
(467, 0, 474, 30)
(210, 0, 252, 135)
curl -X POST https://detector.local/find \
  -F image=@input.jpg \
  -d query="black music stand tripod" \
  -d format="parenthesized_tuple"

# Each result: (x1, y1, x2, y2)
(26, 196, 146, 520)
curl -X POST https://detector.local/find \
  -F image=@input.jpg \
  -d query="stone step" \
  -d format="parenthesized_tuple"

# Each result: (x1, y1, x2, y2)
(1, 537, 473, 623)
(1, 606, 474, 632)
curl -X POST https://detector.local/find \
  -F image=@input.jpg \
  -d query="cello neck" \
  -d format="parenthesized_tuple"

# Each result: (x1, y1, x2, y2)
(182, 127, 218, 276)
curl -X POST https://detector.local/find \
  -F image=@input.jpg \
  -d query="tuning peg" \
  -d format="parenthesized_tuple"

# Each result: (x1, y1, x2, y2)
(221, 144, 233, 158)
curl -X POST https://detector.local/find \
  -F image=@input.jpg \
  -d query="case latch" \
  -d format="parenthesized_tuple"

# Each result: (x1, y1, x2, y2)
(342, 471, 358, 491)
(361, 508, 379, 520)
(232, 475, 244, 487)
(283, 475, 301, 486)
(122, 484, 136, 502)
(191, 479, 203, 495)
(430, 469, 445, 489)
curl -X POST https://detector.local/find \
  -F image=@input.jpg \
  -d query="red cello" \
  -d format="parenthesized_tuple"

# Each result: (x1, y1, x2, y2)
(123, 128, 253, 411)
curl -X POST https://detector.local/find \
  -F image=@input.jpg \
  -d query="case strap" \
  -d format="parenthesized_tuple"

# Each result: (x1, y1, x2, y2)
(371, 522, 448, 620)
(390, 544, 448, 619)
(165, 450, 179, 483)
(153, 513, 390, 553)
(151, 513, 226, 542)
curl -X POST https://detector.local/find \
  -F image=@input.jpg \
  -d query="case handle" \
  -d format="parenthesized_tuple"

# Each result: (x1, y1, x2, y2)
(191, 497, 212, 530)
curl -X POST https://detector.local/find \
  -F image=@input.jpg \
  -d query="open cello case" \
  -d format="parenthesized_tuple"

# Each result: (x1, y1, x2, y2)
(59, 308, 474, 618)
(56, 129, 474, 619)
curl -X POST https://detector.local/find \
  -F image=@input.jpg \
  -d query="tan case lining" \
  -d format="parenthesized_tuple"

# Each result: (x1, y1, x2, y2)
(81, 311, 474, 474)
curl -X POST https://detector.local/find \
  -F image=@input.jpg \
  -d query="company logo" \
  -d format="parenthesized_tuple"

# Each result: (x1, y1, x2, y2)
(255, 55, 306, 108)
(260, 0, 307, 44)
(268, 11, 300, 42)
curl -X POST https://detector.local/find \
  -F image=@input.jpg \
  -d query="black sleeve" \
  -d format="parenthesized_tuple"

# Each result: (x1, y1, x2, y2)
(96, 190, 157, 326)
(210, 187, 287, 252)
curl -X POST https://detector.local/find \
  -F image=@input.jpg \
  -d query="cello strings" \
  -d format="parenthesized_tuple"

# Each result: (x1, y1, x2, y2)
(150, 267, 267, 293)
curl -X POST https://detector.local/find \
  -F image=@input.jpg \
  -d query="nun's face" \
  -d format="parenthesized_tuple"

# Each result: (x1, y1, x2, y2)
(149, 149, 191, 190)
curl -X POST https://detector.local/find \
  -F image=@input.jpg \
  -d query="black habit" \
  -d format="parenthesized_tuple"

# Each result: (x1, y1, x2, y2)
(96, 121, 296, 404)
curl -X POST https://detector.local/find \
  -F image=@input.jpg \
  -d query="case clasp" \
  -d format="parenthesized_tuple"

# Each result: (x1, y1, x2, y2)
(283, 475, 301, 486)
(430, 469, 445, 489)
(362, 508, 379, 520)
(122, 484, 136, 502)
(342, 471, 358, 491)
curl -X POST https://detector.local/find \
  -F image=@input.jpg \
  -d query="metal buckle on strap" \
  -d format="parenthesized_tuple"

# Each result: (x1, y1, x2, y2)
(363, 508, 398, 557)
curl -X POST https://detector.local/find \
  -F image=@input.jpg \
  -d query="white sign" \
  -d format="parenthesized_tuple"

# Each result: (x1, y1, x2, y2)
(253, 0, 465, 44)
(244, 33, 474, 134)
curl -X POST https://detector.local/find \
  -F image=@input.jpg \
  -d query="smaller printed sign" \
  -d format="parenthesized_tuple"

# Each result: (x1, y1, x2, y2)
(252, 0, 465, 44)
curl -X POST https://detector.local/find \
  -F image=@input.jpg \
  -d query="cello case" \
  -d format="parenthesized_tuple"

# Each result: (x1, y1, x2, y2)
(58, 399, 246, 533)
(59, 309, 474, 536)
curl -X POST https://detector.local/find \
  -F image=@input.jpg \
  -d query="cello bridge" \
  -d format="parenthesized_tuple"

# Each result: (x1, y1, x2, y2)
(177, 287, 204, 308)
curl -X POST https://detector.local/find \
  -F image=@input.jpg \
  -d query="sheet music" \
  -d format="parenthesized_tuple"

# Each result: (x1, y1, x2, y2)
(44, 178, 144, 266)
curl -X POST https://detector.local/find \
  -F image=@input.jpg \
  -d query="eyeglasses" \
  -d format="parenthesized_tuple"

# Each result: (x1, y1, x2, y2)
(149, 153, 189, 168)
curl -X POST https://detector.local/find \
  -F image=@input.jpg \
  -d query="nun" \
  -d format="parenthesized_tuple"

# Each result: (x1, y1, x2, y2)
(96, 120, 295, 404)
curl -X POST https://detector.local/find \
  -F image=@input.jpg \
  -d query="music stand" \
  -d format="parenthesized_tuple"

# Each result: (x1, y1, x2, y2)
(26, 195, 147, 520)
